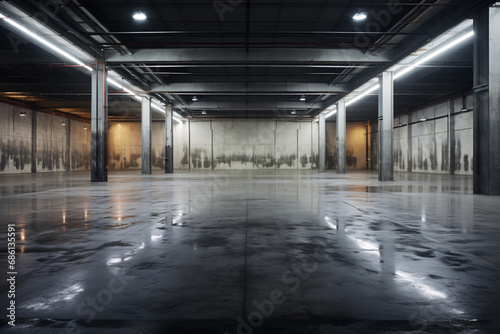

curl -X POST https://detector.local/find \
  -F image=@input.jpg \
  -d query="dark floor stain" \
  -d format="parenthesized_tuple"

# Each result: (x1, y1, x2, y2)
(193, 236, 230, 248)
(414, 250, 435, 258)
(429, 274, 444, 279)
(133, 262, 158, 270)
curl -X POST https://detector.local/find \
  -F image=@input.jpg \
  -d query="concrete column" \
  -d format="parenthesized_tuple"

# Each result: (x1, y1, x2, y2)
(142, 96, 152, 175)
(378, 71, 394, 181)
(449, 101, 456, 175)
(165, 104, 174, 173)
(91, 63, 108, 182)
(318, 113, 326, 172)
(336, 99, 346, 174)
(65, 119, 70, 172)
(31, 110, 37, 173)
(474, 5, 500, 195)
(407, 117, 412, 173)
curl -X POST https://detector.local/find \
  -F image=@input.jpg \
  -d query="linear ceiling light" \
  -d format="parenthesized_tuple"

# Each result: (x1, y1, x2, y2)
(0, 11, 92, 72)
(324, 20, 474, 119)
(0, 10, 184, 123)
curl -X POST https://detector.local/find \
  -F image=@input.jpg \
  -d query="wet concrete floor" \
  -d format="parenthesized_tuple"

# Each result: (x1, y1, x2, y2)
(1, 170, 500, 333)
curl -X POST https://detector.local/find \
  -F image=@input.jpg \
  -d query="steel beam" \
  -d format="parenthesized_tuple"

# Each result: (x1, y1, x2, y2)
(142, 97, 152, 175)
(337, 100, 346, 174)
(474, 5, 500, 195)
(0, 83, 90, 94)
(91, 63, 108, 182)
(172, 101, 323, 110)
(319, 113, 326, 173)
(165, 104, 174, 174)
(150, 82, 347, 94)
(378, 72, 394, 182)
(105, 48, 391, 64)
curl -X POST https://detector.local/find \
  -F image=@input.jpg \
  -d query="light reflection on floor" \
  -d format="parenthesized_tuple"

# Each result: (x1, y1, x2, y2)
(0, 170, 499, 333)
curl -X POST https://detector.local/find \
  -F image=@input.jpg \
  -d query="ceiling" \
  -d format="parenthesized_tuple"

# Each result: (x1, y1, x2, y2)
(0, 0, 492, 122)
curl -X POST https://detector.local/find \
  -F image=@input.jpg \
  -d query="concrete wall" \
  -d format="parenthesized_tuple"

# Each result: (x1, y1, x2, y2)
(370, 94, 474, 175)
(108, 122, 167, 171)
(0, 104, 32, 173)
(193, 120, 318, 170)
(325, 122, 368, 170)
(0, 102, 90, 174)
(109, 119, 319, 170)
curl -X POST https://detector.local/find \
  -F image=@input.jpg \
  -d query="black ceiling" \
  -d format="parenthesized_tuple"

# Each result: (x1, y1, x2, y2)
(0, 0, 492, 121)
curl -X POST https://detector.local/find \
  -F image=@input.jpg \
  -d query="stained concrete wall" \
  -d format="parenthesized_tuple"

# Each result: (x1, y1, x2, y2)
(109, 120, 319, 170)
(0, 104, 32, 173)
(371, 94, 474, 175)
(325, 122, 368, 170)
(0, 102, 90, 174)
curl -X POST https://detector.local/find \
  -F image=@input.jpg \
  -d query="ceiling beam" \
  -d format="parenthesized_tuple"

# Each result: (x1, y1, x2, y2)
(149, 82, 347, 94)
(174, 101, 323, 110)
(105, 48, 392, 65)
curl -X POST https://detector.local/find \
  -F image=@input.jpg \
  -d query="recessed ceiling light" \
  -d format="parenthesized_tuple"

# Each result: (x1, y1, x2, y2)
(300, 95, 306, 102)
(192, 96, 198, 102)
(353, 12, 367, 21)
(133, 12, 147, 21)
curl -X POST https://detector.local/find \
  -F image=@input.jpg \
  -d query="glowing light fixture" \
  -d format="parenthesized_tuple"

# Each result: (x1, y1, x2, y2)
(323, 20, 474, 119)
(300, 95, 306, 102)
(0, 10, 185, 123)
(19, 111, 26, 117)
(133, 12, 147, 21)
(192, 96, 198, 102)
(353, 12, 367, 21)
(0, 11, 92, 72)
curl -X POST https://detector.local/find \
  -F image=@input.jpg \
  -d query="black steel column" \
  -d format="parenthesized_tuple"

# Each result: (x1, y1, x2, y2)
(165, 103, 174, 173)
(91, 63, 108, 182)
(474, 6, 500, 195)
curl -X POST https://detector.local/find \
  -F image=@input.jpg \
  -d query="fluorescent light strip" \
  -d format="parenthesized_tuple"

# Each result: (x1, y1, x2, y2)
(394, 31, 474, 80)
(0, 11, 92, 72)
(1, 12, 183, 123)
(346, 84, 380, 107)
(325, 24, 474, 119)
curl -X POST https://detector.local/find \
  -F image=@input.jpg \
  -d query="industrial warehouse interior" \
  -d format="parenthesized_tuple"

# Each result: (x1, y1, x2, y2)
(1, 0, 500, 333)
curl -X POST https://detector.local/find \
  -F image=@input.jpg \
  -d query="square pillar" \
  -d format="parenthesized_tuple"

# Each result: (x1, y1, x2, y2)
(337, 99, 346, 174)
(165, 104, 174, 173)
(142, 96, 152, 175)
(91, 63, 108, 182)
(474, 5, 500, 195)
(378, 71, 394, 181)
(319, 113, 326, 173)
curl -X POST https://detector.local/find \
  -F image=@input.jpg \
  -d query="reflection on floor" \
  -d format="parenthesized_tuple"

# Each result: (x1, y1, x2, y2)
(1, 170, 499, 333)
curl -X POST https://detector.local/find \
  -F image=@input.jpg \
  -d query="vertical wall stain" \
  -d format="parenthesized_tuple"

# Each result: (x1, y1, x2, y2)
(455, 140, 462, 172)
(346, 150, 357, 168)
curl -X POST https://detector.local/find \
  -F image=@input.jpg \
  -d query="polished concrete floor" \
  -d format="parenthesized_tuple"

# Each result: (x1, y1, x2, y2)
(1, 170, 500, 333)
